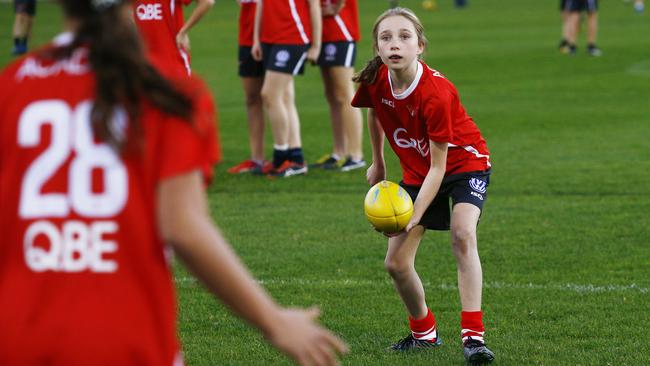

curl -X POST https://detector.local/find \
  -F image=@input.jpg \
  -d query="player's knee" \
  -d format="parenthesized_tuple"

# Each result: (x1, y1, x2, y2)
(384, 257, 412, 279)
(326, 88, 351, 107)
(244, 91, 262, 108)
(451, 226, 476, 256)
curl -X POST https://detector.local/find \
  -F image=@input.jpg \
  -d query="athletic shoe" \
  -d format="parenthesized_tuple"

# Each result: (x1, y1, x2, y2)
(340, 157, 366, 172)
(271, 160, 308, 177)
(587, 45, 602, 57)
(251, 161, 274, 175)
(11, 44, 27, 56)
(227, 159, 263, 174)
(558, 39, 569, 52)
(310, 154, 342, 170)
(463, 337, 495, 365)
(389, 334, 442, 351)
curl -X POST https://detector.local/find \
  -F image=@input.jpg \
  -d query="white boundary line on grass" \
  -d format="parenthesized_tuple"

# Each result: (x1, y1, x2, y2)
(175, 277, 649, 294)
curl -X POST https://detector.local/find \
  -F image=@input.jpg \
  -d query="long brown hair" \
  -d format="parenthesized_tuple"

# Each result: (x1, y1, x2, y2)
(353, 7, 428, 85)
(51, 0, 193, 150)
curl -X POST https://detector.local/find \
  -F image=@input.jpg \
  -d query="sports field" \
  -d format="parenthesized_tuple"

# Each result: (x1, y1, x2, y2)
(2, 1, 649, 364)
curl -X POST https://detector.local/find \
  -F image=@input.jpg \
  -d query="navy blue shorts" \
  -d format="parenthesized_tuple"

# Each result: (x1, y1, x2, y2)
(14, 0, 36, 16)
(563, 0, 598, 12)
(261, 43, 309, 76)
(238, 46, 265, 78)
(317, 42, 357, 68)
(400, 170, 491, 231)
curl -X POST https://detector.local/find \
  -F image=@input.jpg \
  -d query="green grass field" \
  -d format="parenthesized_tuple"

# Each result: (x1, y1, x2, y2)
(2, 1, 649, 364)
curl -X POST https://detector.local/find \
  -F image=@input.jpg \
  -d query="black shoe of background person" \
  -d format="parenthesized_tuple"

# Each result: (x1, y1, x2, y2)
(389, 333, 442, 351)
(463, 337, 495, 365)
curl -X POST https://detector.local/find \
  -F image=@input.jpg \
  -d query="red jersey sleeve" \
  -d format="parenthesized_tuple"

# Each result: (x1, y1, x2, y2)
(156, 78, 221, 185)
(424, 91, 454, 143)
(351, 82, 374, 108)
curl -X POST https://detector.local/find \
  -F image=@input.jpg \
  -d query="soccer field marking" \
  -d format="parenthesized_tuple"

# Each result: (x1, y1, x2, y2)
(175, 277, 649, 294)
(627, 60, 650, 76)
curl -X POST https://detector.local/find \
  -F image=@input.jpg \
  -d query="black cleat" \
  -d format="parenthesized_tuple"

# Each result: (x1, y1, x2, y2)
(390, 334, 442, 351)
(463, 337, 495, 365)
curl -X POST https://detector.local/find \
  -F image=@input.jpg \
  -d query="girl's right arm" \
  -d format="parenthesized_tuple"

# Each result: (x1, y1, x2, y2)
(158, 171, 348, 366)
(251, 0, 263, 61)
(366, 108, 386, 186)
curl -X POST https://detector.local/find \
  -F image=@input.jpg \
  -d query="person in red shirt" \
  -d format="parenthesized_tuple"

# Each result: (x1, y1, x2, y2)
(252, 0, 322, 177)
(351, 7, 494, 365)
(311, 0, 365, 172)
(133, 0, 214, 77)
(0, 1, 347, 365)
(227, 0, 272, 175)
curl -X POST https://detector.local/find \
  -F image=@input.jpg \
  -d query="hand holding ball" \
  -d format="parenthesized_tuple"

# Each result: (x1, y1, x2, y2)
(364, 181, 413, 233)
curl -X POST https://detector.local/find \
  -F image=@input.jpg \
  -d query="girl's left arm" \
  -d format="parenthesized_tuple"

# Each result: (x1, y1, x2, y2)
(405, 140, 448, 232)
(306, 0, 322, 63)
(176, 0, 215, 51)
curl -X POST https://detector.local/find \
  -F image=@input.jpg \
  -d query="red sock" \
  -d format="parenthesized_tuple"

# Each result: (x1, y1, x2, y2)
(461, 311, 485, 343)
(409, 309, 437, 342)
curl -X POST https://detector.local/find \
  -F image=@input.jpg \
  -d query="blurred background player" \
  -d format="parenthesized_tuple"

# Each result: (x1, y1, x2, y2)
(634, 0, 645, 12)
(352, 7, 494, 365)
(133, 0, 214, 77)
(311, 0, 365, 172)
(0, 1, 348, 365)
(11, 0, 36, 56)
(228, 0, 273, 175)
(454, 0, 468, 8)
(561, 0, 602, 56)
(252, 0, 322, 177)
(558, 0, 571, 52)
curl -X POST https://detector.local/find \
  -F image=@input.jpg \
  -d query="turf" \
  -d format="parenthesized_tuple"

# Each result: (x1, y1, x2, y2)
(2, 1, 649, 365)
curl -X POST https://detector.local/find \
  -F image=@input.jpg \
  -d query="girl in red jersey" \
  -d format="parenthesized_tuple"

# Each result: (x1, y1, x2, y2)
(351, 8, 495, 365)
(0, 1, 347, 365)
(228, 0, 272, 175)
(252, 0, 322, 177)
(311, 0, 365, 172)
(133, 0, 214, 77)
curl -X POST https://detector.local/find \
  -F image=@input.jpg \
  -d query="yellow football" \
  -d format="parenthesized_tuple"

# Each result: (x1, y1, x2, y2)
(421, 0, 438, 11)
(364, 181, 414, 233)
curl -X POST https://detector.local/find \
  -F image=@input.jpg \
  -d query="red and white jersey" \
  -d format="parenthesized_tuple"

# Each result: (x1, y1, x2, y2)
(0, 41, 220, 365)
(239, 0, 257, 47)
(133, 0, 193, 77)
(352, 61, 490, 185)
(321, 0, 359, 42)
(260, 0, 313, 44)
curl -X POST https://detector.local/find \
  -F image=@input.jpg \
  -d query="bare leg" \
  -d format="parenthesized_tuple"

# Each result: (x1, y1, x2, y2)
(566, 12, 581, 45)
(284, 78, 302, 149)
(587, 12, 598, 45)
(319, 67, 347, 158)
(450, 203, 483, 311)
(261, 71, 294, 147)
(384, 226, 428, 319)
(241, 76, 265, 162)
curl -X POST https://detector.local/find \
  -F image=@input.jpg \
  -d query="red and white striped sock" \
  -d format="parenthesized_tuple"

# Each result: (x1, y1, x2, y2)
(409, 309, 437, 342)
(461, 311, 485, 344)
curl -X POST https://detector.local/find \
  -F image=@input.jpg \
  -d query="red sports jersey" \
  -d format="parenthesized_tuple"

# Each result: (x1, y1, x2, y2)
(134, 0, 192, 77)
(321, 0, 360, 42)
(352, 61, 490, 185)
(239, 0, 257, 46)
(260, 0, 313, 44)
(0, 41, 220, 365)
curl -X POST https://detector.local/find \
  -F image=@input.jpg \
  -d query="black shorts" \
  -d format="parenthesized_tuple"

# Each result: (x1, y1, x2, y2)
(317, 41, 357, 68)
(14, 0, 36, 15)
(238, 46, 265, 78)
(261, 43, 309, 76)
(563, 0, 598, 12)
(400, 170, 491, 231)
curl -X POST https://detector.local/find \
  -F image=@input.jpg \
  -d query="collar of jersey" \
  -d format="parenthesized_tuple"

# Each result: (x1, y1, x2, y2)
(388, 61, 423, 100)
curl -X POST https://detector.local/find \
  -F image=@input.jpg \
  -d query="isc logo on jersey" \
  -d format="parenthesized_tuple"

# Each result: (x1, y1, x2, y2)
(136, 3, 163, 21)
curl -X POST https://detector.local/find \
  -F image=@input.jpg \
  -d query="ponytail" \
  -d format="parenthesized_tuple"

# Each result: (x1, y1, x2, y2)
(352, 56, 384, 85)
(51, 1, 193, 151)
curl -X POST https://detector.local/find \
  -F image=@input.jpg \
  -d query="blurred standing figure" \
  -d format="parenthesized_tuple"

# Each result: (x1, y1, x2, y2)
(134, 0, 215, 77)
(558, 0, 571, 52)
(389, 0, 399, 8)
(0, 1, 348, 365)
(11, 0, 36, 56)
(455, 0, 468, 8)
(252, 0, 323, 177)
(561, 0, 602, 56)
(228, 0, 272, 175)
(312, 0, 365, 172)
